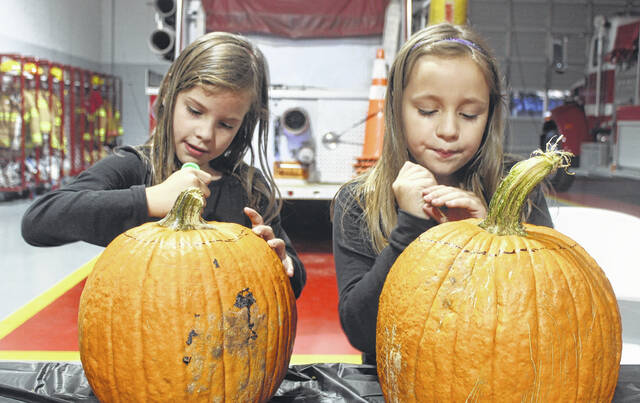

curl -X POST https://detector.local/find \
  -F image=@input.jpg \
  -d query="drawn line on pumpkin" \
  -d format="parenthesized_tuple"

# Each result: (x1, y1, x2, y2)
(420, 237, 580, 257)
(122, 227, 252, 244)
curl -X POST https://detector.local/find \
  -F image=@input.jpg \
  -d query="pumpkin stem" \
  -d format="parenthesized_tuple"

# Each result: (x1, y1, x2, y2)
(478, 137, 573, 236)
(157, 187, 214, 231)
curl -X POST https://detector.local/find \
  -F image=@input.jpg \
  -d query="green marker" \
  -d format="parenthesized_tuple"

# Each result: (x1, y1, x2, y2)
(182, 162, 200, 170)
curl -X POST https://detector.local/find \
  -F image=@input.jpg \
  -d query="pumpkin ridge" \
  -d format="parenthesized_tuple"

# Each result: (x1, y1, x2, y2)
(527, 236, 566, 401)
(204, 246, 222, 403)
(413, 227, 482, 401)
(454, 232, 494, 401)
(552, 244, 586, 401)
(139, 238, 159, 402)
(546, 237, 597, 401)
(239, 234, 271, 401)
(489, 232, 509, 401)
(522, 235, 549, 401)
(563, 243, 606, 400)
(522, 235, 544, 402)
(241, 235, 269, 401)
(190, 229, 214, 402)
(106, 248, 118, 402)
(187, 228, 225, 402)
(257, 244, 285, 400)
(230, 239, 252, 401)
(559, 240, 618, 400)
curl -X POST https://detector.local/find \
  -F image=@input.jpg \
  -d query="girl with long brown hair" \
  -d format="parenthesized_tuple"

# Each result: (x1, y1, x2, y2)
(22, 32, 306, 297)
(332, 23, 553, 363)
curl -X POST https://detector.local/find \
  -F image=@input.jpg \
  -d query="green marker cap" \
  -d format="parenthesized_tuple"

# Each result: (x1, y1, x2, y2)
(182, 162, 200, 170)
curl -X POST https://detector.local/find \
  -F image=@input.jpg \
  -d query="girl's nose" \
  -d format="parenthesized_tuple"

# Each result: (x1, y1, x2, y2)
(435, 112, 459, 141)
(195, 121, 215, 142)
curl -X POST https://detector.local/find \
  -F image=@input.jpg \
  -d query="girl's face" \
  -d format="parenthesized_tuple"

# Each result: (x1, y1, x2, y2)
(401, 55, 490, 186)
(172, 85, 253, 172)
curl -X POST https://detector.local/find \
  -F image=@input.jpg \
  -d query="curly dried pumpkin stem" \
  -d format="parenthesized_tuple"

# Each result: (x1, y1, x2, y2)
(479, 137, 573, 236)
(157, 187, 214, 231)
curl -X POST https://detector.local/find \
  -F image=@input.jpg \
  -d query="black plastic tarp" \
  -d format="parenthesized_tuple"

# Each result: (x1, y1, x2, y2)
(0, 361, 638, 402)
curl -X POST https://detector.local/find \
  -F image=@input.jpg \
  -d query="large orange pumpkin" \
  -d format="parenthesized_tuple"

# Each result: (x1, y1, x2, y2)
(376, 146, 622, 402)
(78, 188, 297, 402)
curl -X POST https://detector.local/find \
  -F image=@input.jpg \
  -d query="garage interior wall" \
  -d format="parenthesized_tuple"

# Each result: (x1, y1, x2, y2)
(467, 0, 640, 155)
(0, 0, 638, 156)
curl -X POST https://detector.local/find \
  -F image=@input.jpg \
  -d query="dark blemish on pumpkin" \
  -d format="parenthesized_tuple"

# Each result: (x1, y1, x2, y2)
(186, 329, 199, 345)
(213, 258, 220, 268)
(183, 356, 192, 365)
(234, 288, 258, 341)
(443, 299, 452, 309)
(450, 277, 456, 284)
(194, 313, 200, 318)
(211, 345, 223, 359)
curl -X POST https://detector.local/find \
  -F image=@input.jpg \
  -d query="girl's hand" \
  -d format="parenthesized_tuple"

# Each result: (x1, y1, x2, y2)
(145, 167, 213, 218)
(422, 185, 487, 223)
(392, 161, 438, 219)
(244, 207, 294, 278)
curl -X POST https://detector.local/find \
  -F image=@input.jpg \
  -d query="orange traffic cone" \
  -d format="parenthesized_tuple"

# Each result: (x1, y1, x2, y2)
(354, 48, 387, 174)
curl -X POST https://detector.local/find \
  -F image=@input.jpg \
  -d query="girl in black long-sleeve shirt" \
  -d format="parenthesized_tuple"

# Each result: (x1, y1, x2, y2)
(332, 23, 552, 364)
(22, 32, 305, 298)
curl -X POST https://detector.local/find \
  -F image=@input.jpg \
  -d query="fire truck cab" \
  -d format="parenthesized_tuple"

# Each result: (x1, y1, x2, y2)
(547, 14, 640, 176)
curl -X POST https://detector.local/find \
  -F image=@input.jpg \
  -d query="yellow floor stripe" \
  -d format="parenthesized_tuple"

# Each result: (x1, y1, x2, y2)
(0, 350, 80, 362)
(0, 352, 361, 365)
(0, 255, 99, 339)
(290, 354, 362, 365)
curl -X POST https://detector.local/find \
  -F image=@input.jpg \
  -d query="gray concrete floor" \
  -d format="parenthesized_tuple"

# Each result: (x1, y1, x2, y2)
(0, 198, 102, 321)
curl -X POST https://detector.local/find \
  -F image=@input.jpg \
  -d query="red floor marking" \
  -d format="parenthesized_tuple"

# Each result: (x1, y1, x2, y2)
(0, 245, 359, 356)
(293, 247, 359, 355)
(0, 280, 85, 350)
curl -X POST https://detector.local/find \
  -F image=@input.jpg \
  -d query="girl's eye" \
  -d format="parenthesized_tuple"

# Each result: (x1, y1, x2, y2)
(418, 109, 436, 116)
(461, 113, 478, 120)
(219, 121, 234, 129)
(187, 106, 202, 116)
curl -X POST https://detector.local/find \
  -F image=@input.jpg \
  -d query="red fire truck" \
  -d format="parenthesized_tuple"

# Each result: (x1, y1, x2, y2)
(545, 14, 640, 189)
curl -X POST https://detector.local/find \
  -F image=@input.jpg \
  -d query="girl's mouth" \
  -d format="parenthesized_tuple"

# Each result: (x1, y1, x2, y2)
(185, 143, 206, 157)
(434, 149, 456, 158)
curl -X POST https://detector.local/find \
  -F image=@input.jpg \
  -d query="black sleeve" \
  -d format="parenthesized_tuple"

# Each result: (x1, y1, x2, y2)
(332, 185, 436, 355)
(21, 148, 150, 247)
(269, 211, 306, 299)
(252, 170, 306, 299)
(525, 185, 554, 228)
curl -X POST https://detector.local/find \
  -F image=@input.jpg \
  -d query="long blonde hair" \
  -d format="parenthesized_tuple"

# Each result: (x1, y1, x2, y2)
(341, 23, 506, 253)
(143, 31, 280, 223)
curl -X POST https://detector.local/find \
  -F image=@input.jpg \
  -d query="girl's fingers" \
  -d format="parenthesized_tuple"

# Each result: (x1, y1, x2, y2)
(267, 238, 286, 259)
(252, 224, 274, 240)
(422, 204, 448, 224)
(244, 207, 264, 227)
(267, 238, 294, 277)
(282, 256, 294, 277)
